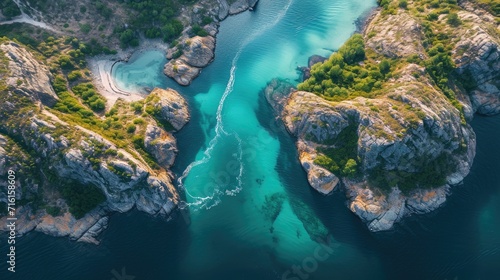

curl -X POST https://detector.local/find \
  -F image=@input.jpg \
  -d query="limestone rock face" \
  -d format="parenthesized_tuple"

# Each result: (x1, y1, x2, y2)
(267, 63, 476, 231)
(365, 12, 426, 59)
(265, 80, 340, 195)
(346, 180, 407, 231)
(148, 88, 190, 131)
(164, 36, 215, 86)
(0, 93, 184, 243)
(164, 59, 201, 86)
(0, 135, 7, 174)
(181, 36, 215, 67)
(298, 141, 340, 195)
(0, 41, 58, 106)
(229, 0, 259, 15)
(452, 10, 500, 115)
(144, 124, 177, 168)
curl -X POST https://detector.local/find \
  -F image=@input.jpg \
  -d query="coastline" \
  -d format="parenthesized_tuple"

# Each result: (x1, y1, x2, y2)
(355, 5, 380, 34)
(87, 39, 170, 107)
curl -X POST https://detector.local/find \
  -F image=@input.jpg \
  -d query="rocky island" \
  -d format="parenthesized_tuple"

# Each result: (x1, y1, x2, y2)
(267, 0, 499, 231)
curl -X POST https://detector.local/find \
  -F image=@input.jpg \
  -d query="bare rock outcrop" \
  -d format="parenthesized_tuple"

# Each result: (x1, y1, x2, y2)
(365, 12, 426, 59)
(146, 88, 190, 131)
(228, 0, 259, 15)
(164, 36, 215, 86)
(144, 124, 177, 168)
(452, 9, 500, 115)
(0, 41, 59, 106)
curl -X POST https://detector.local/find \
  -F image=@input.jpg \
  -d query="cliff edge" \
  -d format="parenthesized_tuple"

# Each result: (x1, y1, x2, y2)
(267, 0, 499, 231)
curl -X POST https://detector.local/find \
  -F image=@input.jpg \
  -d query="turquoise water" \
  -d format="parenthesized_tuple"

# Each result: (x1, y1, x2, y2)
(2, 0, 500, 279)
(112, 49, 168, 93)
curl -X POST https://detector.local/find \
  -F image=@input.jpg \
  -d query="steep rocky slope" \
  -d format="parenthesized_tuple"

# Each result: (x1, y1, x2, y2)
(267, 0, 499, 231)
(164, 0, 259, 85)
(0, 41, 189, 243)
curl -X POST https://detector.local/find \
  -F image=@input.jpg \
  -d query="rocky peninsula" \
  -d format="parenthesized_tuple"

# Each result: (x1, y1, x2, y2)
(0, 0, 259, 244)
(267, 0, 499, 231)
(0, 40, 190, 244)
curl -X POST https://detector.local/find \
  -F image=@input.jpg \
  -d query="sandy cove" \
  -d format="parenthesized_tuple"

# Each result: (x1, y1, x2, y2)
(87, 39, 170, 107)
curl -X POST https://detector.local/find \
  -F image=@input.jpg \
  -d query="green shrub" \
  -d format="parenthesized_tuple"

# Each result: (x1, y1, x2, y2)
(72, 83, 106, 112)
(60, 182, 106, 219)
(368, 153, 456, 193)
(399, 0, 408, 9)
(80, 23, 91, 34)
(133, 118, 145, 125)
(314, 124, 360, 177)
(104, 148, 118, 156)
(45, 206, 61, 216)
(379, 59, 391, 75)
(0, 0, 21, 19)
(67, 70, 82, 81)
(192, 25, 208, 37)
(126, 124, 136, 133)
(338, 34, 365, 65)
(446, 13, 461, 26)
(427, 12, 438, 21)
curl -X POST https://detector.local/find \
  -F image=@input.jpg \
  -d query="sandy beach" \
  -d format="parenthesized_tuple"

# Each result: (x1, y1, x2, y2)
(87, 39, 170, 108)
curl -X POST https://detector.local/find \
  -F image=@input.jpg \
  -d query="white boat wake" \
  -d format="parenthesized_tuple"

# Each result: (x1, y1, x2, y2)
(178, 0, 294, 211)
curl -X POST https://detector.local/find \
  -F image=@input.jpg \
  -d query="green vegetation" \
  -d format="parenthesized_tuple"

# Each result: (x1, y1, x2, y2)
(79, 23, 92, 34)
(72, 83, 106, 112)
(115, 0, 201, 47)
(60, 181, 105, 219)
(107, 164, 132, 181)
(45, 205, 61, 216)
(145, 94, 175, 131)
(446, 12, 461, 26)
(314, 124, 359, 178)
(368, 153, 456, 193)
(0, 0, 21, 19)
(473, 0, 500, 16)
(191, 24, 209, 37)
(298, 34, 389, 100)
(300, 0, 482, 192)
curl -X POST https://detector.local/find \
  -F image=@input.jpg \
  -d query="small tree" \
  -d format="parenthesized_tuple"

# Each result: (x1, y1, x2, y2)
(379, 59, 391, 75)
(447, 13, 461, 27)
(399, 0, 408, 9)
(343, 159, 358, 177)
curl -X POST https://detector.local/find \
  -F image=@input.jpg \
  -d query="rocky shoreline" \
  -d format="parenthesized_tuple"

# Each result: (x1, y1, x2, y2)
(0, 0, 259, 245)
(267, 0, 499, 231)
(0, 41, 190, 244)
(163, 0, 259, 85)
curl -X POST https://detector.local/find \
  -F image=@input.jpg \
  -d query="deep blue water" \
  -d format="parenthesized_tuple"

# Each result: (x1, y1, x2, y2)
(1, 0, 500, 279)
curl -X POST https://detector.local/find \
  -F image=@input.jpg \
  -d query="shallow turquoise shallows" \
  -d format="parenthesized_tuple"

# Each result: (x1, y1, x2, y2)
(3, 1, 500, 279)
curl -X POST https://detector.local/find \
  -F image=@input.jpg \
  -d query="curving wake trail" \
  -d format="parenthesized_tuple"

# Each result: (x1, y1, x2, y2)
(178, 0, 294, 210)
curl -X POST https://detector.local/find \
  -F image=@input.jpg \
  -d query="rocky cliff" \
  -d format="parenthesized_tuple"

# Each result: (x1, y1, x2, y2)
(0, 42, 190, 244)
(164, 35, 216, 86)
(267, 0, 499, 231)
(164, 0, 259, 85)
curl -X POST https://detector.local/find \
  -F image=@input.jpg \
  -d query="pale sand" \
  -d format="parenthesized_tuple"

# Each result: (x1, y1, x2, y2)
(87, 39, 170, 108)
